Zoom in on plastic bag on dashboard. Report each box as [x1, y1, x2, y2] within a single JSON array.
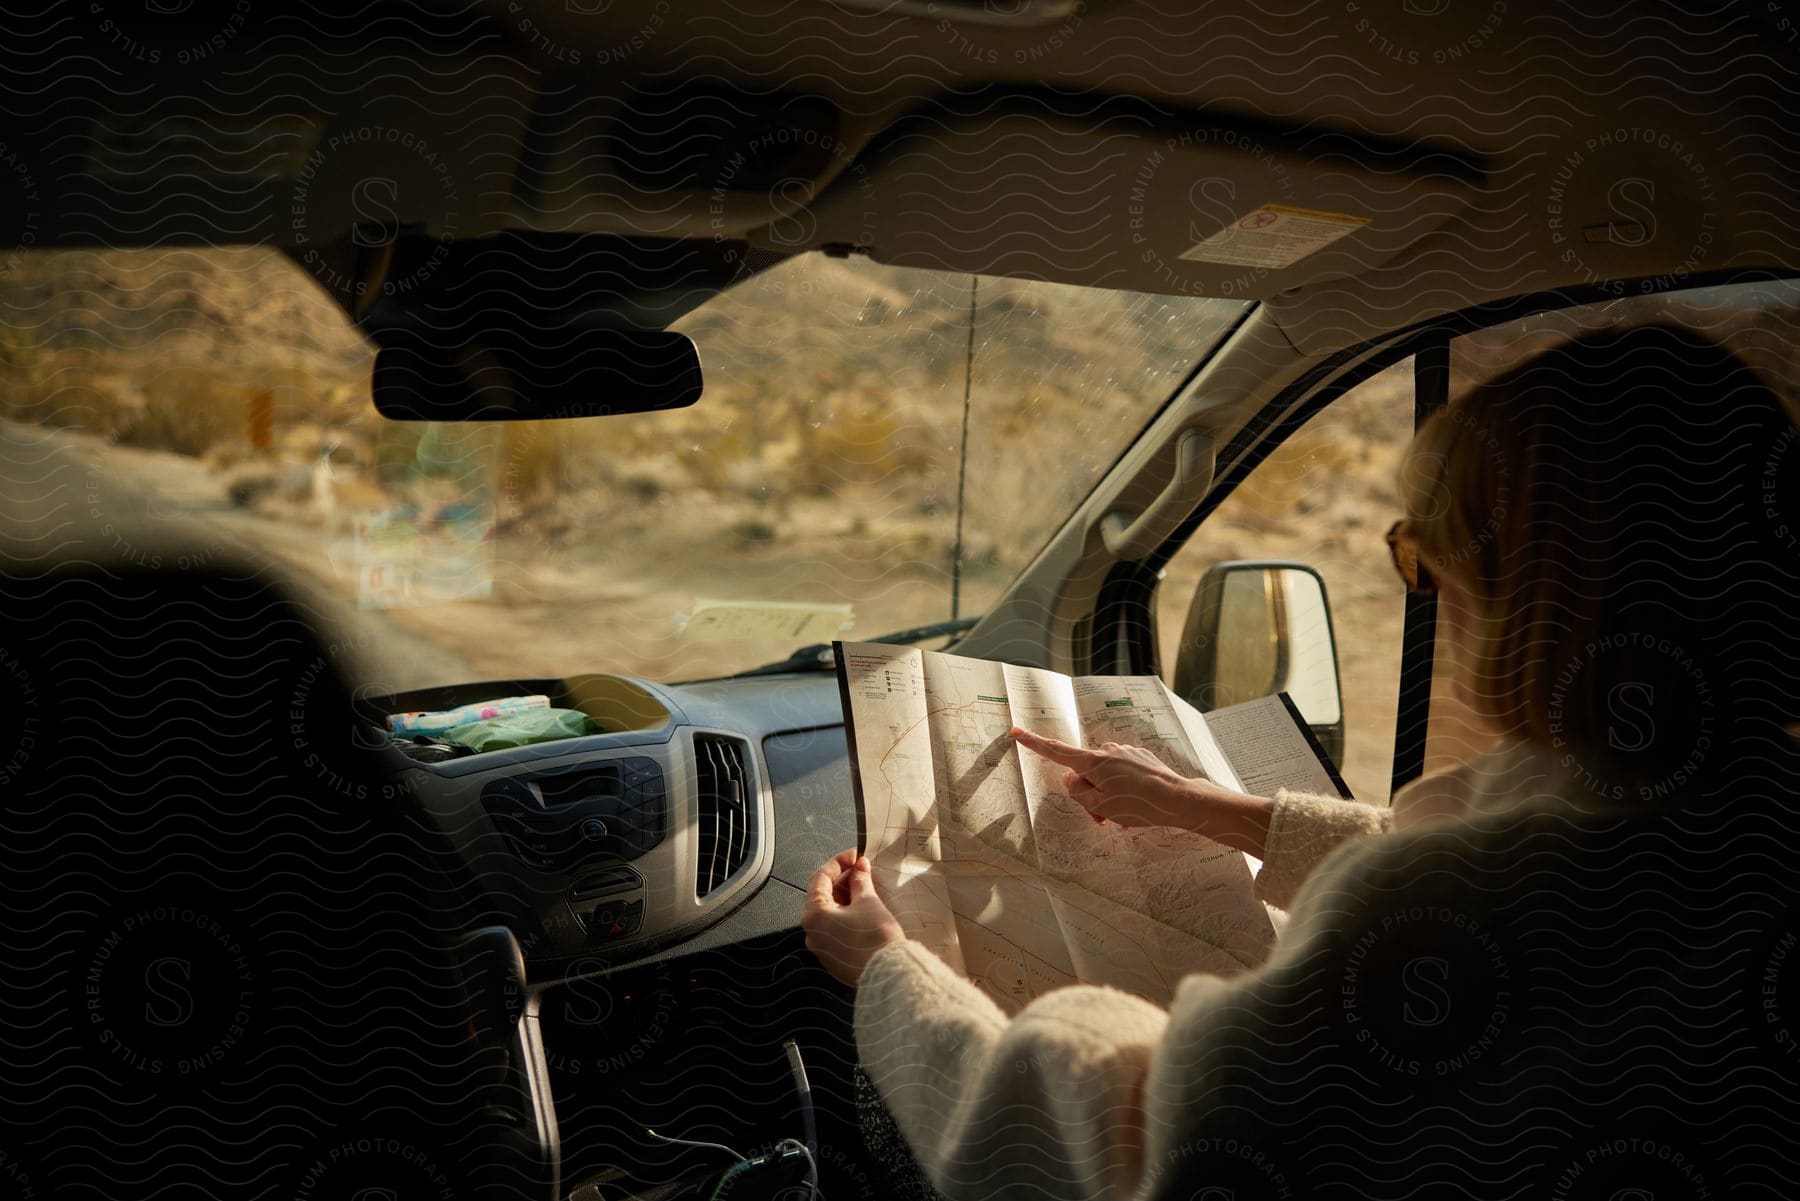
[[442, 706, 601, 752]]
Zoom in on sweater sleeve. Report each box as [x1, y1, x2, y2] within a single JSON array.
[[1251, 788, 1392, 911], [854, 822, 1439, 1201], [855, 940, 1170, 1201]]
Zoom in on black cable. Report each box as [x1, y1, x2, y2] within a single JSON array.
[[783, 1039, 818, 1155]]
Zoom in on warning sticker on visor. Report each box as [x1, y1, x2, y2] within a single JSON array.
[[1178, 203, 1373, 269]]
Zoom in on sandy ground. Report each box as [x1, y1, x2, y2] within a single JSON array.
[[3, 418, 1008, 691]]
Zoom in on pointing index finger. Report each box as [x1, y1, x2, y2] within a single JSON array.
[[1011, 726, 1096, 769]]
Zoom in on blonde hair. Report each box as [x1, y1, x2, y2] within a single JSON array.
[[1396, 324, 1798, 799]]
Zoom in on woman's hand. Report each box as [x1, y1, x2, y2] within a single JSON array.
[[802, 849, 905, 987], [1011, 727, 1200, 827], [1011, 727, 1276, 855]]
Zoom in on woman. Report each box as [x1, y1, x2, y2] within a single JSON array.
[[803, 324, 1800, 1200]]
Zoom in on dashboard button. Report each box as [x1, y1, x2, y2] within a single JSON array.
[[589, 896, 645, 939], [616, 899, 644, 935]]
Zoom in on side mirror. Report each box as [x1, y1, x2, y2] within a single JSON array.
[[1170, 561, 1346, 770]]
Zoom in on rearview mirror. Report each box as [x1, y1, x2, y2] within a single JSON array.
[[1170, 561, 1346, 769], [371, 324, 704, 422]]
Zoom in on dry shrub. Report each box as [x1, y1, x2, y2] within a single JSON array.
[[801, 402, 934, 494], [1226, 427, 1359, 530], [112, 360, 247, 456], [2, 359, 134, 432], [1, 343, 370, 470], [729, 518, 778, 548]]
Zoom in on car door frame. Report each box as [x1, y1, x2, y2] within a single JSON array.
[[1077, 266, 1795, 800]]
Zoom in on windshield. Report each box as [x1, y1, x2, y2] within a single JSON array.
[[1, 248, 1247, 689]]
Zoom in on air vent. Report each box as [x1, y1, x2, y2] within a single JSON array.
[[694, 736, 753, 898]]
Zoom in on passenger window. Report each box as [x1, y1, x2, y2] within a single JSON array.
[[1158, 358, 1415, 804]]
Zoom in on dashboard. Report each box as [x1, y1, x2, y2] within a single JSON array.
[[345, 668, 885, 1197], [360, 669, 857, 983]]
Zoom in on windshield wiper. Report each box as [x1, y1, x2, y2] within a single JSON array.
[[728, 616, 982, 678]]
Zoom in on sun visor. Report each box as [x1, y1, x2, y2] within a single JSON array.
[[514, 79, 891, 240], [793, 95, 1484, 300]]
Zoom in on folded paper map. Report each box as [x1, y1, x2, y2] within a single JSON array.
[[835, 641, 1350, 1012]]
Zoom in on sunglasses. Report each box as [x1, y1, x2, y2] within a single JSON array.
[[1385, 521, 1437, 595]]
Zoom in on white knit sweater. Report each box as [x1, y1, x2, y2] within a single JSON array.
[[853, 740, 1563, 1201]]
